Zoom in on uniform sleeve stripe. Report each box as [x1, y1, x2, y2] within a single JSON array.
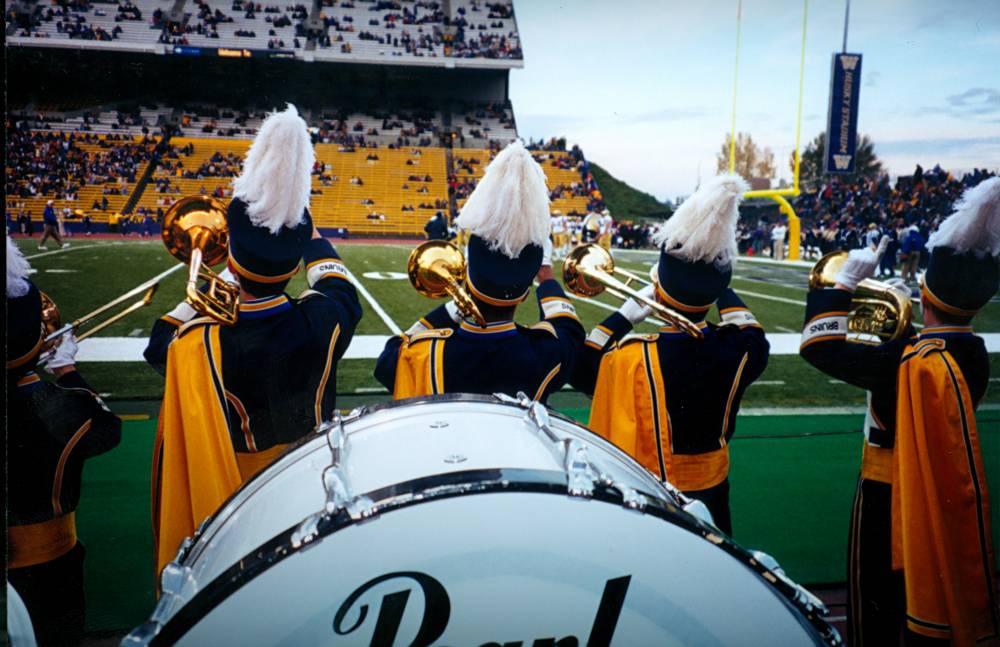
[[801, 314, 848, 347], [799, 333, 847, 350], [586, 326, 612, 349], [806, 310, 849, 325], [307, 260, 349, 287], [721, 309, 760, 328], [542, 299, 578, 320]]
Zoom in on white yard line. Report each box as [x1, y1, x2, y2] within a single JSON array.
[[72, 333, 1000, 361], [344, 266, 402, 335], [753, 380, 787, 386], [25, 244, 95, 260]]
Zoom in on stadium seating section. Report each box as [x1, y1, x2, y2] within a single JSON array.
[[8, 0, 523, 66], [5, 132, 155, 227]]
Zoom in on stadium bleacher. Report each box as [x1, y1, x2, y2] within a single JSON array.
[[7, 0, 523, 67]]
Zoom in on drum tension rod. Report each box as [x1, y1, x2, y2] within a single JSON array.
[[498, 393, 646, 510]]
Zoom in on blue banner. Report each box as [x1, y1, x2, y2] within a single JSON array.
[[824, 52, 863, 174], [171, 45, 202, 56]]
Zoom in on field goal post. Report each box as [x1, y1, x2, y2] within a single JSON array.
[[728, 0, 809, 260]]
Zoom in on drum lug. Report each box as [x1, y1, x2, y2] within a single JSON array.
[[751, 550, 830, 616]]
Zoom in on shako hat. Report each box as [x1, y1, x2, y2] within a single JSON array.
[[922, 177, 1000, 318], [6, 236, 44, 374], [455, 140, 550, 305], [652, 174, 748, 318], [228, 104, 315, 296]]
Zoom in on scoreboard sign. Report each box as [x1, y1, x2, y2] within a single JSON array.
[[824, 52, 863, 174]]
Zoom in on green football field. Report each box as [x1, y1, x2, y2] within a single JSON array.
[[11, 237, 1000, 636]]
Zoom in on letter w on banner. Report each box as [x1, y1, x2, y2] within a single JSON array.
[[824, 53, 863, 175]]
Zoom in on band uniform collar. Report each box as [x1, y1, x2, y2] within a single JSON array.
[[919, 325, 974, 339], [658, 321, 710, 335], [238, 294, 292, 320], [457, 319, 518, 338]]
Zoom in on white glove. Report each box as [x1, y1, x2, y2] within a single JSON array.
[[444, 300, 462, 323], [618, 283, 656, 325], [834, 236, 889, 291], [218, 266, 237, 285], [541, 237, 553, 268], [165, 300, 198, 323], [44, 332, 78, 372]]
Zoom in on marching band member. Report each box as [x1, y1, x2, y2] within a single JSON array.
[[6, 236, 122, 645], [571, 175, 769, 535], [144, 105, 362, 577], [375, 141, 584, 402], [551, 209, 569, 260], [597, 208, 614, 250], [800, 177, 999, 646]]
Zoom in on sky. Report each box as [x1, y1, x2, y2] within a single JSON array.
[[508, 0, 1000, 203]]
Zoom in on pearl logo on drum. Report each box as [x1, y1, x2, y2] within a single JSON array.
[[332, 571, 632, 647]]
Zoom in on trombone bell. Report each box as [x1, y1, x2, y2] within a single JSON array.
[[407, 240, 487, 327], [563, 244, 704, 338], [162, 196, 239, 325], [808, 250, 913, 343]]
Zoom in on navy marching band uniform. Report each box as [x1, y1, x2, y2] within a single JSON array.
[[574, 287, 768, 535], [7, 268, 122, 646], [376, 141, 584, 402], [572, 175, 768, 536], [145, 202, 361, 472], [375, 271, 584, 402], [801, 178, 999, 646]]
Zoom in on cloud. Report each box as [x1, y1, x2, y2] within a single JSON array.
[[915, 87, 1000, 122], [945, 87, 1000, 114]]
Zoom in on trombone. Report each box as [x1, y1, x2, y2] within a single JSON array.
[[809, 250, 913, 344], [407, 240, 487, 327], [161, 196, 240, 325], [562, 244, 705, 339], [38, 264, 183, 357]]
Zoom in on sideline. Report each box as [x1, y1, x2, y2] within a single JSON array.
[[75, 333, 1000, 361], [344, 266, 402, 335]]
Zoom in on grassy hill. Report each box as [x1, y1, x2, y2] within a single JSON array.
[[590, 161, 672, 221]]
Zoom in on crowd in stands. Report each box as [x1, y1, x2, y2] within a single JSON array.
[[736, 165, 998, 278], [4, 120, 162, 200]]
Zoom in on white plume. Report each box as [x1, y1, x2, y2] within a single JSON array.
[[232, 104, 314, 234], [927, 177, 1000, 257], [653, 173, 748, 267], [7, 235, 32, 298], [456, 140, 551, 258]]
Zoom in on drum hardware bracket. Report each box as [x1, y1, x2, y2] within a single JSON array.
[[499, 393, 647, 511], [294, 413, 377, 550], [750, 551, 829, 617]]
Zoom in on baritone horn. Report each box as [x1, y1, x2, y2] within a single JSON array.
[[162, 195, 239, 325], [563, 243, 704, 339], [407, 240, 487, 327], [808, 250, 913, 343]]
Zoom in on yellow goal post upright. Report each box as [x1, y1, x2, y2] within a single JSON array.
[[728, 0, 809, 260]]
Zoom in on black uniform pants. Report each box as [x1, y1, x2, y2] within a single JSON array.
[[7, 541, 87, 646], [684, 478, 732, 536], [847, 477, 905, 646]]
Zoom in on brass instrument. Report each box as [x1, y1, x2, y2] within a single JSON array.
[[808, 250, 913, 343], [562, 244, 704, 339], [407, 240, 487, 327], [38, 277, 163, 356], [162, 196, 239, 325]]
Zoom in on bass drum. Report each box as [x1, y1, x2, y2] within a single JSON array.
[[125, 395, 839, 647]]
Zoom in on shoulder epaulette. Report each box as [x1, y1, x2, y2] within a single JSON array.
[[529, 321, 557, 337], [619, 333, 659, 346], [176, 316, 216, 338], [405, 328, 453, 344]]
